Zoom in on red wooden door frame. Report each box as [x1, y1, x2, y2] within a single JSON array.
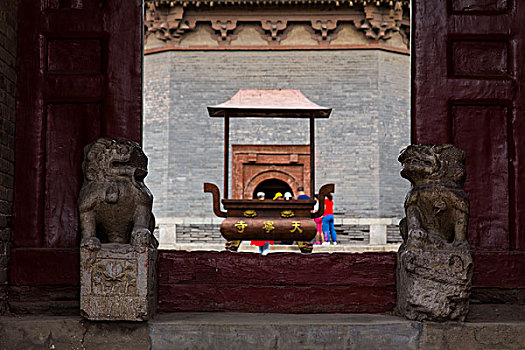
[[10, 0, 143, 299], [410, 0, 525, 298], [412, 0, 525, 251]]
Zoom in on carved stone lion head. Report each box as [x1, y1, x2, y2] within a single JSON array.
[[82, 138, 148, 182], [398, 144, 466, 186]]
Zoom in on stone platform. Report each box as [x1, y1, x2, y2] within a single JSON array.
[[1, 305, 524, 349]]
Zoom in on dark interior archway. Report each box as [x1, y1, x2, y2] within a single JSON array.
[[252, 179, 293, 200]]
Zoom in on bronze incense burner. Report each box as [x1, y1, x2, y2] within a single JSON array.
[[204, 89, 335, 242]]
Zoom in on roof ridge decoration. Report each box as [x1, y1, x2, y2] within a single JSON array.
[[144, 0, 410, 50]]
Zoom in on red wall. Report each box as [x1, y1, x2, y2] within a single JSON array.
[[10, 0, 143, 313], [156, 250, 525, 313], [158, 251, 397, 313]]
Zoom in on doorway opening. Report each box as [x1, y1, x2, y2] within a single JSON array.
[[252, 179, 293, 200], [143, 0, 410, 251]]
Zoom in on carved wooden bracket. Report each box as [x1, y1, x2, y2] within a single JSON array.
[[356, 2, 403, 40], [259, 20, 289, 45], [309, 19, 340, 44], [144, 1, 409, 49], [210, 19, 240, 45], [144, 4, 196, 44]]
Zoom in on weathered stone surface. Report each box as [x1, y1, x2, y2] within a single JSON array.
[[1, 308, 525, 349], [78, 137, 157, 250], [78, 138, 158, 321], [397, 241, 473, 321], [421, 321, 525, 350], [396, 144, 473, 321], [80, 244, 157, 321], [149, 313, 422, 350], [0, 316, 149, 350]]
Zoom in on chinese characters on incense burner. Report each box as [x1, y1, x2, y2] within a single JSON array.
[[205, 183, 334, 253], [223, 216, 316, 242], [396, 144, 473, 322], [78, 138, 158, 321]]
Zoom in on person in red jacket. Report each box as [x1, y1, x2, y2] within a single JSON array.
[[322, 193, 337, 245]]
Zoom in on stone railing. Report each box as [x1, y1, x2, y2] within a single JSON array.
[[153, 216, 402, 250]]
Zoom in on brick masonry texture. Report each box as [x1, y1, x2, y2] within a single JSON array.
[[143, 50, 410, 227], [0, 0, 16, 314], [387, 225, 403, 244]]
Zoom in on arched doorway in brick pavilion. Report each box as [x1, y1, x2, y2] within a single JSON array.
[[252, 179, 293, 200], [231, 144, 311, 200]]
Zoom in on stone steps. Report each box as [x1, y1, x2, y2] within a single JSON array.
[[1, 306, 524, 349]]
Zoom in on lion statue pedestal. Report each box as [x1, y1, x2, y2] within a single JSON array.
[[396, 144, 473, 321], [79, 138, 158, 321]]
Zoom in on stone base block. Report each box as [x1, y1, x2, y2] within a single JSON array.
[[81, 243, 157, 321], [396, 242, 473, 321]]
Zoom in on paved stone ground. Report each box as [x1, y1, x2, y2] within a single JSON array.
[[1, 305, 524, 349]]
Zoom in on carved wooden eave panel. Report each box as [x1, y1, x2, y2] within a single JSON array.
[[259, 19, 289, 44], [144, 0, 410, 52], [209, 19, 240, 44], [308, 19, 341, 44], [145, 5, 198, 44], [358, 1, 403, 40]]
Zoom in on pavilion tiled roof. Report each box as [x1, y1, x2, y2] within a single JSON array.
[[208, 89, 331, 118]]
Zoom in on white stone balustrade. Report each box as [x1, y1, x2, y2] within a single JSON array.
[[153, 217, 402, 252]]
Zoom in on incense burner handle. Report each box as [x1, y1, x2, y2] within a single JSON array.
[[313, 183, 335, 218], [204, 183, 227, 218]]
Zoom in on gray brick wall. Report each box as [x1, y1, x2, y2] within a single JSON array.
[[387, 224, 403, 244], [378, 51, 411, 217], [143, 50, 410, 221], [176, 224, 222, 243], [0, 0, 16, 314], [336, 225, 370, 244]]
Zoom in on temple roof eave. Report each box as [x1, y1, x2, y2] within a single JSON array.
[[208, 89, 332, 118]]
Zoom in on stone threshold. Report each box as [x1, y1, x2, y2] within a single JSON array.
[[1, 305, 524, 349], [158, 242, 401, 252]]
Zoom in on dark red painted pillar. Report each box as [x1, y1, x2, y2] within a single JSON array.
[[11, 0, 143, 311]]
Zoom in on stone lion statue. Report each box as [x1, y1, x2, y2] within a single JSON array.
[[396, 144, 473, 321], [78, 138, 157, 250], [398, 144, 469, 246]]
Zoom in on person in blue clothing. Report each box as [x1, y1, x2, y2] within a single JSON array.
[[296, 186, 310, 200]]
